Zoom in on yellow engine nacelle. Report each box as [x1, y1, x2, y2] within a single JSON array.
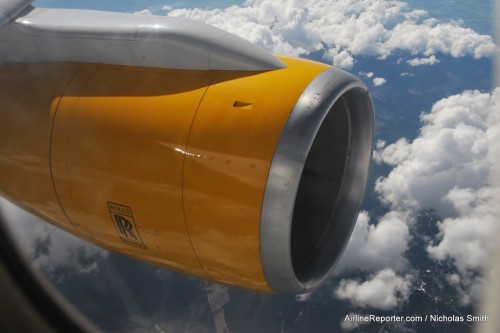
[[0, 56, 373, 294]]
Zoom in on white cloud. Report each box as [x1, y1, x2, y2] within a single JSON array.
[[447, 272, 488, 306], [162, 5, 172, 13], [374, 88, 500, 304], [165, 0, 496, 65], [373, 77, 387, 86], [133, 8, 153, 15], [335, 268, 414, 310], [329, 49, 355, 69], [335, 211, 410, 273], [407, 55, 440, 66], [0, 198, 108, 280], [373, 138, 410, 165], [386, 18, 496, 59], [375, 89, 498, 216], [427, 187, 497, 272], [359, 71, 375, 78]]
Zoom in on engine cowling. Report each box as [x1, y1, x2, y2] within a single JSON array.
[[0, 55, 373, 294]]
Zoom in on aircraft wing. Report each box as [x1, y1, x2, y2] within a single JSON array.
[[0, 0, 285, 71]]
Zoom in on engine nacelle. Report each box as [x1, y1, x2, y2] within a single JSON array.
[[0, 56, 373, 294]]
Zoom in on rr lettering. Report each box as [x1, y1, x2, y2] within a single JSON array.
[[114, 215, 137, 240]]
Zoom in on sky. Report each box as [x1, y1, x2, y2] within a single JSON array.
[[2, 0, 499, 332]]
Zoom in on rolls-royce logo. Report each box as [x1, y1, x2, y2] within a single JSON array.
[[107, 202, 146, 250]]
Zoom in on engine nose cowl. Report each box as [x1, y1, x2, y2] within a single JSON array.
[[261, 67, 374, 294]]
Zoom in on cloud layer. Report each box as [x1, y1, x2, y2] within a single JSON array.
[[375, 89, 498, 220], [160, 0, 496, 68], [373, 88, 500, 304]]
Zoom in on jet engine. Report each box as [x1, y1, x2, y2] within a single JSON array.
[[0, 0, 374, 294]]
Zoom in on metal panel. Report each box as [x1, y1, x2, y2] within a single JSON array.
[[0, 7, 285, 71], [50, 65, 212, 277]]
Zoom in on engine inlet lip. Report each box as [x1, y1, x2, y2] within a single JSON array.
[[260, 67, 374, 294]]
